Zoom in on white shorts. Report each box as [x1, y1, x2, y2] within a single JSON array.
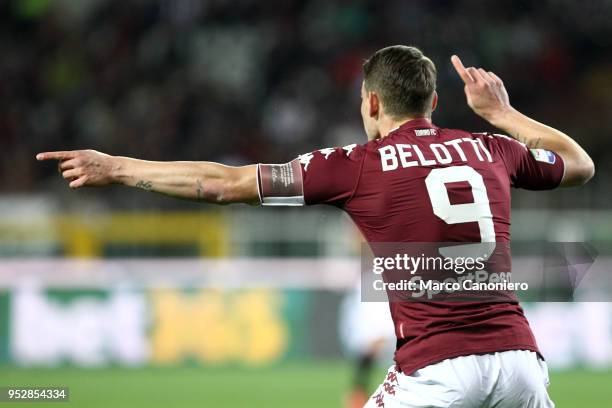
[[365, 350, 554, 408]]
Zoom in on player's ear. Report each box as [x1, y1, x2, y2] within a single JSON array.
[[369, 91, 380, 118], [431, 91, 438, 113]]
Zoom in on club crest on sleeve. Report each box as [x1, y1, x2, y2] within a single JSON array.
[[530, 148, 556, 164]]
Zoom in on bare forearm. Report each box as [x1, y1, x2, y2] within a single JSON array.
[[490, 107, 580, 152], [489, 108, 594, 186], [36, 149, 259, 202], [112, 156, 258, 204]]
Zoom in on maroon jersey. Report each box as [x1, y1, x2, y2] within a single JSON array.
[[257, 118, 564, 374]]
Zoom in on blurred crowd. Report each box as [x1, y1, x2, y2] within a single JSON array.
[[1, 0, 611, 207]]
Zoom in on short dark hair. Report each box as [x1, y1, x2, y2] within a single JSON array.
[[363, 45, 437, 119]]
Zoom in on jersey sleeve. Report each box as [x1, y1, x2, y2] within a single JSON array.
[[490, 134, 565, 190], [257, 144, 365, 206]]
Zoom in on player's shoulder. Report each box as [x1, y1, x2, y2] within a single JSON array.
[[435, 126, 474, 138], [297, 142, 366, 172], [481, 132, 528, 153], [441, 127, 527, 150], [436, 126, 502, 142]]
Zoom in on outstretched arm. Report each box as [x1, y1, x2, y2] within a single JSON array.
[[36, 150, 259, 205], [451, 55, 594, 187]]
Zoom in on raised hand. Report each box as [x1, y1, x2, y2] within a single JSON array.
[[36, 150, 116, 189], [451, 55, 512, 123]]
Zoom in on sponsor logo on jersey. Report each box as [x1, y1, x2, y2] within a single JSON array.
[[319, 148, 335, 159], [297, 152, 314, 170], [343, 143, 357, 156], [530, 149, 556, 164], [297, 144, 358, 172]]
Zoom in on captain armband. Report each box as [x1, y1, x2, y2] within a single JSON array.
[[257, 159, 305, 206]]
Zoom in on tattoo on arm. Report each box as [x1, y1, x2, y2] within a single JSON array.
[[196, 179, 204, 201], [135, 180, 153, 191], [528, 137, 542, 149], [513, 132, 526, 144], [512, 132, 542, 149]]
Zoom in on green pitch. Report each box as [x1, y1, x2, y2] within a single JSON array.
[[1, 362, 611, 407]]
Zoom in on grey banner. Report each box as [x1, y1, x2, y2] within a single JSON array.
[[361, 242, 601, 302]]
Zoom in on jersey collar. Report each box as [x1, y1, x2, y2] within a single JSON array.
[[393, 118, 436, 133]]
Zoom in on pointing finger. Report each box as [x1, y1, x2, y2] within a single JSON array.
[[451, 55, 474, 84], [36, 151, 77, 161]]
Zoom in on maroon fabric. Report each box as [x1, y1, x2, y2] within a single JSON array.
[[296, 118, 564, 374]]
